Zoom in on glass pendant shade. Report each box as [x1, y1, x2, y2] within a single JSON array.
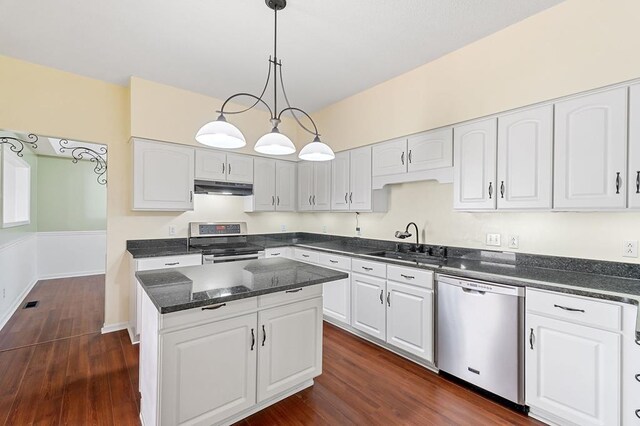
[[254, 127, 296, 155], [298, 136, 335, 161], [195, 115, 246, 148]]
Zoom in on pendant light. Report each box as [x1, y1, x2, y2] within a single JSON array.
[[195, 0, 335, 161]]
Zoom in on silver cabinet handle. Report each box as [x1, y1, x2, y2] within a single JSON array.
[[228, 163, 231, 174], [400, 274, 415, 280], [272, 195, 275, 205], [636, 171, 640, 194], [270, 252, 280, 256], [262, 325, 266, 346], [401, 151, 405, 165], [202, 303, 226, 311], [222, 163, 225, 174], [529, 328, 535, 350], [313, 195, 316, 205], [379, 289, 384, 304], [500, 181, 505, 198], [164, 262, 179, 266], [285, 288, 302, 293], [488, 182, 493, 199], [615, 172, 621, 194], [309, 195, 312, 205], [554, 304, 585, 313], [386, 292, 390, 307], [250, 328, 255, 351], [362, 266, 373, 271], [408, 149, 412, 164], [302, 254, 309, 258], [636, 409, 640, 420], [635, 374, 640, 382], [329, 259, 338, 263], [349, 192, 353, 203], [277, 196, 280, 206], [190, 190, 193, 202], [344, 193, 348, 203]]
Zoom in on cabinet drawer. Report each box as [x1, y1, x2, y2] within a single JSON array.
[[294, 248, 319, 263], [160, 297, 257, 331], [351, 259, 386, 278], [526, 289, 622, 331], [258, 284, 322, 308], [387, 265, 433, 289], [318, 252, 351, 271], [265, 247, 292, 258], [136, 254, 202, 271]]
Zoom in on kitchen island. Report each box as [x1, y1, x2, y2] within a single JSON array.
[[136, 258, 348, 426]]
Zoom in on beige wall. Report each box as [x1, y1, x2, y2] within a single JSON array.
[[299, 0, 640, 264]]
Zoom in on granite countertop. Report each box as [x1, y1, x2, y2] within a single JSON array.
[[295, 241, 383, 255], [136, 258, 348, 314]]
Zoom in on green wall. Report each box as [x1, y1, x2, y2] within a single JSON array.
[[36, 156, 106, 231]]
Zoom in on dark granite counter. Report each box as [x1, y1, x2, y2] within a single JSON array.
[[127, 238, 201, 258], [136, 258, 348, 314]]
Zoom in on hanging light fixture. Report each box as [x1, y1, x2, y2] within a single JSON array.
[[195, 0, 335, 161]]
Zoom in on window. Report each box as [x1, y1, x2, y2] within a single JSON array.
[[2, 147, 31, 228]]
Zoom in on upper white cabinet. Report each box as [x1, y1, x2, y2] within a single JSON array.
[[330, 146, 382, 212], [372, 129, 452, 177], [330, 151, 350, 211], [497, 105, 553, 210], [247, 158, 295, 212], [554, 88, 628, 210], [629, 84, 640, 208], [349, 146, 373, 211], [453, 118, 497, 210], [297, 161, 331, 211], [195, 150, 253, 183], [132, 139, 195, 211]]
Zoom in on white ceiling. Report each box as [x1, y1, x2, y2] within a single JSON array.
[[0, 0, 562, 112]]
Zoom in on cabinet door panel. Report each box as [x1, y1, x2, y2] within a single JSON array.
[[351, 273, 386, 340], [226, 153, 253, 183], [314, 162, 332, 211], [133, 139, 194, 211], [526, 314, 620, 426], [407, 128, 453, 172], [195, 149, 226, 181], [349, 146, 372, 211], [629, 84, 640, 208], [373, 139, 407, 176], [297, 161, 314, 211], [323, 277, 350, 324], [331, 152, 350, 211], [275, 161, 296, 211], [554, 88, 627, 209], [497, 105, 553, 209], [453, 119, 497, 210], [161, 314, 257, 426], [253, 158, 276, 211], [386, 281, 433, 362], [257, 297, 322, 402]]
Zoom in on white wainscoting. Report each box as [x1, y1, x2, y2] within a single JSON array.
[[0, 234, 39, 330], [37, 231, 106, 279]]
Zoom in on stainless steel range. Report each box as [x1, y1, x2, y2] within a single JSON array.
[[188, 222, 264, 264]]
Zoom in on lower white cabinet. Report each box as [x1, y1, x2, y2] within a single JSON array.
[[323, 277, 350, 324], [264, 247, 293, 259], [385, 281, 434, 362], [526, 290, 622, 426], [351, 273, 386, 340], [257, 297, 323, 402], [161, 314, 257, 426]]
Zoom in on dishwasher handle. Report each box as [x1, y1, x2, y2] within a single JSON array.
[[462, 287, 486, 295], [437, 275, 524, 297]]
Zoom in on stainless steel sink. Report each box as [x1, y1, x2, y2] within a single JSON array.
[[366, 250, 445, 266]]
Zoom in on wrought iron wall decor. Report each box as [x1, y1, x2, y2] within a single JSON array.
[[0, 133, 38, 156], [58, 139, 108, 185]]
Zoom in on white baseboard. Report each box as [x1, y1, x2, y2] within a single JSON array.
[[101, 321, 129, 334], [38, 269, 106, 280], [37, 231, 106, 279], [127, 326, 140, 345], [0, 277, 38, 331]]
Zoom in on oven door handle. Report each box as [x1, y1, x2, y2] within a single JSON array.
[[205, 252, 265, 262]]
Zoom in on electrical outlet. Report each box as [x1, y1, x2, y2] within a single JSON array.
[[322, 225, 327, 234], [168, 225, 176, 236], [508, 235, 519, 249], [623, 240, 638, 258], [356, 227, 361, 236], [280, 224, 287, 232], [485, 233, 501, 247]]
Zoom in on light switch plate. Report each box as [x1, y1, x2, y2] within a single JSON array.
[[168, 225, 176, 236], [508, 235, 519, 249], [623, 240, 638, 258], [486, 233, 501, 247], [280, 224, 287, 232]]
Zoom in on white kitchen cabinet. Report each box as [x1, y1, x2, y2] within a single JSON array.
[[323, 277, 350, 324], [257, 297, 323, 402], [373, 138, 407, 176], [264, 247, 293, 259], [247, 158, 295, 212], [226, 154, 254, 183], [554, 88, 628, 210], [407, 128, 453, 172], [526, 313, 620, 426], [385, 281, 434, 362], [497, 105, 553, 210], [330, 151, 350, 211], [298, 161, 331, 211], [351, 273, 386, 340], [195, 150, 253, 184], [349, 146, 373, 211], [161, 313, 257, 426], [453, 118, 497, 210], [629, 84, 640, 208], [132, 139, 195, 211]]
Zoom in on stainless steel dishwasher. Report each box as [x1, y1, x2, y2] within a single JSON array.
[[436, 275, 525, 405]]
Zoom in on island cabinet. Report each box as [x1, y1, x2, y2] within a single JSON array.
[[139, 286, 323, 426]]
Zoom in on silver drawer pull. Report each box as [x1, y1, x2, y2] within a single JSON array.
[[302, 254, 310, 258], [635, 374, 640, 382], [286, 288, 302, 293], [202, 303, 226, 311], [164, 262, 179, 266], [553, 304, 585, 313], [400, 274, 415, 280], [362, 266, 373, 271], [271, 252, 281, 256], [636, 409, 640, 419], [329, 260, 338, 263]]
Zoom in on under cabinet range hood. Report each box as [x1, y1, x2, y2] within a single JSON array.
[[193, 180, 253, 196]]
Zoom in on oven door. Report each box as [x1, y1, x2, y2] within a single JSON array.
[[203, 251, 265, 264]]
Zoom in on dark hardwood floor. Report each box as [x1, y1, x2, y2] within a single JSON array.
[[0, 276, 540, 426]]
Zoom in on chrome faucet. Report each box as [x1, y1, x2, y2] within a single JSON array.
[[395, 222, 419, 247]]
